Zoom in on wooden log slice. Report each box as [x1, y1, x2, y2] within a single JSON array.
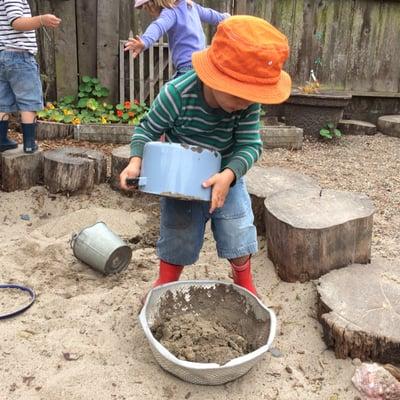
[[73, 124, 132, 144], [317, 260, 400, 363], [264, 188, 375, 282], [110, 145, 130, 190], [246, 166, 320, 234], [36, 121, 73, 140], [43, 147, 106, 194], [260, 126, 303, 150], [0, 145, 43, 192], [377, 115, 400, 138], [337, 119, 377, 136]]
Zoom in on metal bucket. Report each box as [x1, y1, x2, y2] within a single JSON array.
[[71, 221, 132, 275]]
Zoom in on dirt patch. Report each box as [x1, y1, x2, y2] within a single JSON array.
[[151, 284, 270, 365]]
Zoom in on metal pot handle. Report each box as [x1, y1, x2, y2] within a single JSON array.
[[69, 233, 77, 249], [126, 177, 147, 188]]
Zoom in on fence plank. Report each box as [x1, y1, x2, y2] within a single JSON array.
[[76, 0, 97, 79], [159, 38, 164, 91], [53, 0, 78, 99], [97, 0, 120, 103], [29, 0, 57, 101], [139, 52, 145, 103], [149, 46, 154, 103], [370, 2, 400, 92], [119, 41, 125, 104], [129, 50, 134, 102]]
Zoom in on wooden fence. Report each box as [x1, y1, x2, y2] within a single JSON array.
[[119, 36, 173, 105], [29, 0, 400, 104]]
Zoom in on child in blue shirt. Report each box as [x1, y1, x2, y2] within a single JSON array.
[[126, 0, 229, 77]]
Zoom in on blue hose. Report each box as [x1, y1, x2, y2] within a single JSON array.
[[0, 284, 35, 320]]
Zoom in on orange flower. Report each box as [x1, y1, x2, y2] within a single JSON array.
[[128, 111, 135, 118], [124, 101, 131, 109], [117, 110, 123, 118]]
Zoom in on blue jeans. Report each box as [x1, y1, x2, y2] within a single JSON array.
[[171, 64, 193, 80], [157, 178, 258, 265], [0, 51, 43, 112]]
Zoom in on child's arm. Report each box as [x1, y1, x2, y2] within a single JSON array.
[[192, 2, 230, 25], [130, 82, 181, 158], [125, 9, 176, 56], [203, 103, 262, 213], [120, 82, 181, 190], [225, 103, 263, 180], [11, 14, 61, 31]]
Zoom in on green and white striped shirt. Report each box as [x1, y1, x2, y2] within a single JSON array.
[[131, 70, 262, 180]]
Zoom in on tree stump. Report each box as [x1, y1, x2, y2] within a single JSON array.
[[74, 124, 133, 144], [110, 145, 130, 190], [317, 260, 400, 363], [377, 115, 400, 138], [260, 126, 303, 150], [338, 119, 377, 136], [246, 166, 320, 234], [265, 188, 375, 282], [36, 121, 73, 140], [0, 145, 43, 192], [43, 147, 106, 194]]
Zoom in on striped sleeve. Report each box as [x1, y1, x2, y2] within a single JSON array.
[[130, 82, 182, 157], [4, 0, 24, 24], [224, 103, 262, 180]]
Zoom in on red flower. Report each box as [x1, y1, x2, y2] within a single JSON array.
[[124, 101, 131, 109], [134, 99, 140, 105], [117, 110, 123, 117]]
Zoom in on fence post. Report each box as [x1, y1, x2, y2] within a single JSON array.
[[234, 0, 246, 14]]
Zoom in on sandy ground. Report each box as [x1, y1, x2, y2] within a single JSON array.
[[0, 133, 399, 400]]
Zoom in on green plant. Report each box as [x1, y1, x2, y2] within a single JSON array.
[[319, 122, 342, 139], [114, 100, 149, 125], [37, 76, 148, 125]]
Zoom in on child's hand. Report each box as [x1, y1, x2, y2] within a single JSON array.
[[124, 36, 145, 58], [119, 157, 142, 190], [202, 169, 236, 214], [41, 14, 61, 28]]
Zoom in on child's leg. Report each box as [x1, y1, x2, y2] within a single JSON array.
[[153, 259, 184, 287], [229, 256, 258, 296], [154, 197, 209, 285], [7, 52, 43, 153], [0, 114, 17, 152], [20, 111, 38, 153], [0, 51, 18, 151], [211, 177, 259, 295]]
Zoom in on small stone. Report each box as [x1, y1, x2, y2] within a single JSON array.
[[286, 366, 293, 374], [269, 347, 283, 358], [352, 358, 362, 367]]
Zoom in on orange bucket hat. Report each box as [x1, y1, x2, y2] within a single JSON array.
[[192, 15, 292, 104]]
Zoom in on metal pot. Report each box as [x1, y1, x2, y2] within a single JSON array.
[[127, 142, 221, 201]]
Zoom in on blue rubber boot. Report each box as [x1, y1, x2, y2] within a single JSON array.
[[21, 123, 38, 153], [0, 120, 18, 152]]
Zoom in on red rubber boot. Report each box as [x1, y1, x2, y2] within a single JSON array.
[[230, 257, 258, 296], [153, 259, 184, 287]]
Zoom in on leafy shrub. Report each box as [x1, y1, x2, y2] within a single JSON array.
[[320, 122, 342, 139], [37, 76, 148, 125]]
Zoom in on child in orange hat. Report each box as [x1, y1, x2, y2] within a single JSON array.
[[120, 16, 291, 297]]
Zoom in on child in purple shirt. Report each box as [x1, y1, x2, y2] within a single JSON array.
[[126, 0, 229, 76]]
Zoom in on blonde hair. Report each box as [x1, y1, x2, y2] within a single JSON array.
[[149, 0, 175, 8]]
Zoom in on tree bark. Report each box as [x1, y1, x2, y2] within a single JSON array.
[[43, 147, 106, 194]]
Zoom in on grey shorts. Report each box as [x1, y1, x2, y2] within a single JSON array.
[[0, 50, 43, 112]]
